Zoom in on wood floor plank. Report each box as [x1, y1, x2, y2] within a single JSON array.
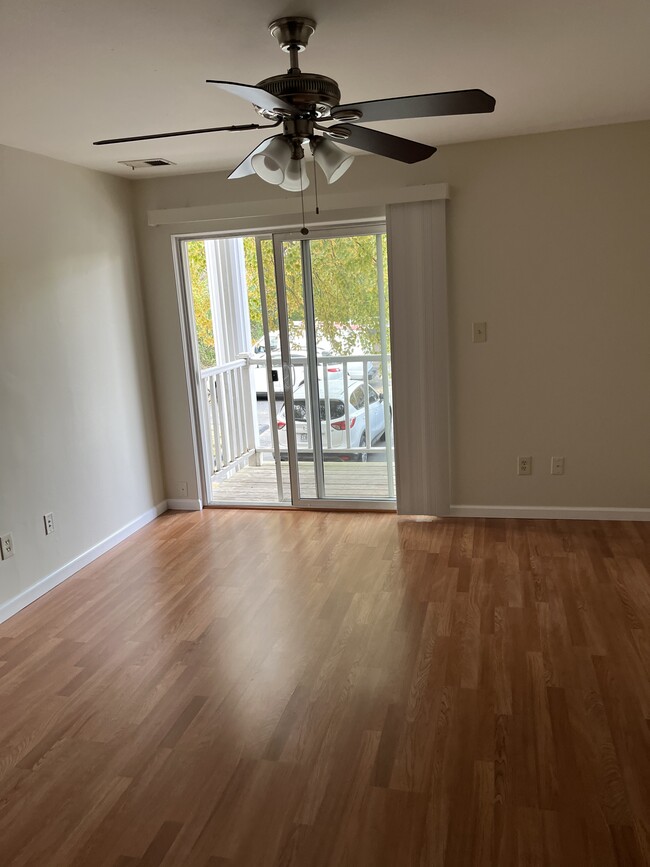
[[0, 511, 649, 865]]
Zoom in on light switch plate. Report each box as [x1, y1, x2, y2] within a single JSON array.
[[551, 456, 565, 475], [472, 321, 487, 343]]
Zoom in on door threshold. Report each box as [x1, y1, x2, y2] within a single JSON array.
[[206, 502, 397, 513]]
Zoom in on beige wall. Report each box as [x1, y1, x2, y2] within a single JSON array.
[[0, 144, 163, 613], [133, 120, 650, 511]]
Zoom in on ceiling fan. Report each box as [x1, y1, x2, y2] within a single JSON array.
[[94, 16, 495, 191]]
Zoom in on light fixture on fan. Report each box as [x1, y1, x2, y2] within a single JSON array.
[[250, 136, 292, 184], [246, 136, 312, 190], [247, 134, 352, 190], [311, 138, 354, 184], [279, 153, 310, 191]]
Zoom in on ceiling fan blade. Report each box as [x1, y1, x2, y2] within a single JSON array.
[[93, 121, 278, 146], [227, 135, 281, 180], [207, 80, 295, 115], [333, 89, 496, 123], [328, 125, 436, 164]]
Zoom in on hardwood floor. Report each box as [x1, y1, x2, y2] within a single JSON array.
[[1, 510, 649, 866]]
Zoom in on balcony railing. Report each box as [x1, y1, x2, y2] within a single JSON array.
[[200, 358, 256, 480], [200, 353, 393, 491]]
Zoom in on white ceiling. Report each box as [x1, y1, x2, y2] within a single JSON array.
[[2, 0, 649, 177]]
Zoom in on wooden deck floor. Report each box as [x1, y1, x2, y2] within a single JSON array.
[[1, 511, 649, 865], [212, 460, 396, 504]]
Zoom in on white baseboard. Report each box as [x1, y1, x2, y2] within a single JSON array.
[[0, 500, 168, 625], [449, 505, 650, 521], [167, 498, 203, 511]]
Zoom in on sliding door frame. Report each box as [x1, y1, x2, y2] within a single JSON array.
[[171, 215, 408, 512]]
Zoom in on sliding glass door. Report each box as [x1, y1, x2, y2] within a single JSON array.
[[180, 223, 394, 509]]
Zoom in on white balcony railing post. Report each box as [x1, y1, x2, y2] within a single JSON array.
[[239, 353, 262, 466], [322, 361, 332, 450], [363, 360, 371, 452]]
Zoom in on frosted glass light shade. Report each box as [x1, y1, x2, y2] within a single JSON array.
[[279, 158, 310, 192], [312, 138, 355, 184], [251, 137, 292, 185]]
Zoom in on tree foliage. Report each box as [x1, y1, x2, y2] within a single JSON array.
[[188, 232, 390, 366], [242, 234, 389, 354], [186, 240, 216, 369]]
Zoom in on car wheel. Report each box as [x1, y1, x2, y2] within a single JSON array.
[[358, 433, 368, 462]]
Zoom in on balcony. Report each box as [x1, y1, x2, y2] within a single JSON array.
[[200, 353, 395, 505]]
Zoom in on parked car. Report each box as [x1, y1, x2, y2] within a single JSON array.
[[276, 375, 390, 461]]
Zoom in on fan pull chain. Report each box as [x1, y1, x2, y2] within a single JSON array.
[[299, 159, 309, 235], [312, 154, 320, 215]]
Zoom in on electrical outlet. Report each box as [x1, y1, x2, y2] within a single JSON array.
[[44, 512, 55, 535], [178, 481, 188, 498], [472, 321, 487, 343], [0, 533, 15, 560], [551, 456, 565, 475], [517, 456, 532, 476]]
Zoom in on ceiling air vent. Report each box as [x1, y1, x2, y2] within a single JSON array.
[[118, 158, 176, 169]]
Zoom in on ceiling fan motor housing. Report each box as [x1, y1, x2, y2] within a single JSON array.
[[255, 72, 341, 118]]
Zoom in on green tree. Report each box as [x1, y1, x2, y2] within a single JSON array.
[[188, 233, 390, 366], [242, 234, 389, 355], [186, 240, 216, 369]]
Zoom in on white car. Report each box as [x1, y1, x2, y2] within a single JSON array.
[[276, 376, 389, 461]]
